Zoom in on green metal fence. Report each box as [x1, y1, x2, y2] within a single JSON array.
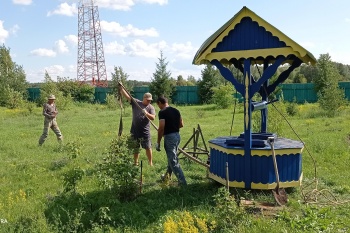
[[27, 87, 41, 101], [132, 86, 150, 101], [340, 82, 350, 100], [131, 86, 199, 104], [280, 83, 318, 103], [94, 87, 112, 103], [27, 82, 350, 104]]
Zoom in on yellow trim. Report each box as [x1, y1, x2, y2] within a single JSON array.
[[205, 48, 304, 64], [251, 173, 303, 189], [208, 172, 245, 188], [208, 172, 303, 189], [209, 143, 244, 155], [251, 147, 304, 156], [194, 6, 316, 66], [209, 143, 303, 156]]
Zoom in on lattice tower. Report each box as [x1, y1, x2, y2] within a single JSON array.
[[77, 0, 108, 87]]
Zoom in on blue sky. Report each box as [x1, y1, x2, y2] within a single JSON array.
[[1, 0, 350, 83]]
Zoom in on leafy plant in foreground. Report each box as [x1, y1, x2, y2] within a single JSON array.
[[212, 187, 249, 232], [96, 134, 140, 202]]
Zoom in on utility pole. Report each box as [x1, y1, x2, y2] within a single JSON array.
[[77, 0, 108, 87]]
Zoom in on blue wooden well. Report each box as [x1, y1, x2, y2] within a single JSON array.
[[192, 6, 316, 190]]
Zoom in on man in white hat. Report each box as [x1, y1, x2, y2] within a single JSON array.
[[38, 94, 63, 146]]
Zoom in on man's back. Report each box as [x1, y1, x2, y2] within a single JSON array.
[[159, 106, 181, 135]]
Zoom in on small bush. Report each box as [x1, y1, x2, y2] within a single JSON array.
[[0, 85, 24, 109], [96, 134, 140, 202], [105, 94, 119, 109], [212, 187, 249, 231], [62, 167, 85, 193], [318, 87, 346, 117], [286, 101, 299, 116], [211, 84, 235, 109], [24, 101, 36, 114], [252, 101, 286, 136]]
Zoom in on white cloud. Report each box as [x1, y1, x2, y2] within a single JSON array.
[[171, 66, 203, 80], [30, 36, 74, 59], [346, 18, 350, 23], [10, 24, 20, 36], [95, 0, 135, 11], [12, 0, 32, 5], [44, 65, 66, 80], [328, 51, 350, 65], [55, 40, 69, 53], [300, 41, 316, 50], [64, 35, 78, 46], [0, 21, 9, 43], [140, 0, 168, 5], [30, 48, 56, 57], [27, 64, 76, 83], [105, 39, 190, 59], [26, 69, 45, 83], [170, 41, 197, 60], [95, 0, 168, 11], [125, 39, 166, 58], [67, 65, 76, 74], [127, 68, 153, 81], [100, 21, 158, 37], [47, 3, 78, 17], [104, 41, 126, 55], [26, 65, 66, 83]]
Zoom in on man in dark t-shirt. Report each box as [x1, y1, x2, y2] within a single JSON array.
[[119, 84, 156, 166], [156, 96, 186, 185]]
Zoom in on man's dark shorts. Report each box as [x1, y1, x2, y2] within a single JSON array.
[[131, 135, 152, 153]]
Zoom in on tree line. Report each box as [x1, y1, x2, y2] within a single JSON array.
[[1, 44, 348, 114]]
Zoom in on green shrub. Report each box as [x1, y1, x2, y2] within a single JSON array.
[[96, 135, 140, 202], [74, 84, 95, 102], [318, 86, 346, 117], [63, 167, 85, 193], [252, 101, 286, 136], [211, 84, 235, 109], [286, 101, 299, 116], [105, 94, 119, 109], [0, 85, 24, 109], [212, 187, 249, 231]]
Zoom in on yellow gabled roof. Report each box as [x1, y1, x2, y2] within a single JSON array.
[[193, 6, 316, 66]]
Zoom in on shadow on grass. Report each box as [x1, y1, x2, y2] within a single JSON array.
[[44, 181, 221, 231]]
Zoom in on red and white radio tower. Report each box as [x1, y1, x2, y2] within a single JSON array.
[[77, 0, 108, 87]]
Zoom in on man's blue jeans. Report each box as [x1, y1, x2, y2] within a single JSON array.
[[164, 132, 187, 185]]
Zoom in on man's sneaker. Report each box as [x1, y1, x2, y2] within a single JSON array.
[[161, 173, 171, 182]]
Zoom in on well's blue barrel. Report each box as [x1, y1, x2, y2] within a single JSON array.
[[208, 136, 303, 189]]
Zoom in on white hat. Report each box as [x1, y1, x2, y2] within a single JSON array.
[[48, 94, 56, 100], [143, 92, 152, 100]]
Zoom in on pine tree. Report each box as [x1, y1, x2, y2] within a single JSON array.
[[111, 66, 130, 96], [197, 64, 222, 104], [315, 53, 345, 115], [149, 51, 175, 102]]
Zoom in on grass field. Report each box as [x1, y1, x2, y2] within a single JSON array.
[[1, 102, 350, 232]]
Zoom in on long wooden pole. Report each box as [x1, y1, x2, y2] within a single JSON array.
[[118, 82, 158, 130], [119, 82, 209, 169]]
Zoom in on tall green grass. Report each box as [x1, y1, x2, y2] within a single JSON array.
[[0, 102, 350, 232]]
